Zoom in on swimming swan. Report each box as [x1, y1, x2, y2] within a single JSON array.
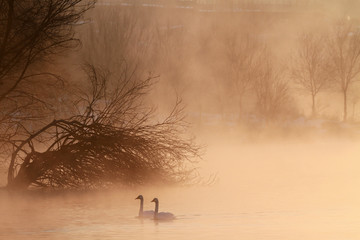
[[135, 195, 154, 218], [151, 198, 175, 220]]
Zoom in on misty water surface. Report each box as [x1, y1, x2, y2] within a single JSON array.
[[1, 139, 360, 240]]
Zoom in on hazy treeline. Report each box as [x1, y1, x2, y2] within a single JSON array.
[[100, 0, 360, 12], [79, 3, 360, 126]]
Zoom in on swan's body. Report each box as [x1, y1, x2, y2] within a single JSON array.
[[151, 198, 175, 220], [135, 195, 154, 218]]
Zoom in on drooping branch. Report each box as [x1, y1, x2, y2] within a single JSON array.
[[7, 65, 200, 190]]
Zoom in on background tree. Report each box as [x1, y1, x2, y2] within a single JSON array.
[[327, 20, 360, 121], [291, 33, 329, 117], [254, 51, 292, 122], [153, 21, 187, 94], [224, 33, 260, 119], [80, 5, 152, 76]]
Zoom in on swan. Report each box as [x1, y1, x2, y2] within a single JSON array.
[[135, 195, 154, 218], [151, 198, 175, 220]]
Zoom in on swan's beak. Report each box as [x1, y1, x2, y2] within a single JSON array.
[[135, 196, 140, 200], [151, 198, 156, 202]]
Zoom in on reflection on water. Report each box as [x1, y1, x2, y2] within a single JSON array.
[[1, 140, 360, 240]]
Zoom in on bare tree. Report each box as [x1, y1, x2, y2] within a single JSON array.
[[291, 33, 329, 117], [0, 0, 94, 152], [153, 21, 187, 94], [327, 20, 360, 121], [80, 6, 152, 75], [6, 64, 200, 190], [224, 33, 260, 118], [254, 51, 292, 121]]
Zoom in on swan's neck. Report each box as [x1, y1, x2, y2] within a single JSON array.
[[154, 201, 159, 216], [139, 199, 144, 216]]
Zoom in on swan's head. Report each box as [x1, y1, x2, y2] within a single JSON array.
[[135, 195, 143, 200], [151, 198, 159, 203]]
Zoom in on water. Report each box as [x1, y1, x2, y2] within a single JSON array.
[[1, 189, 359, 240], [1, 139, 360, 239]]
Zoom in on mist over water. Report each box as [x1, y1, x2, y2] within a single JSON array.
[[1, 136, 360, 239], [2, 0, 360, 239]]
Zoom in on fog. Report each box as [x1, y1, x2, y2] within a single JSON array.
[[1, 0, 360, 239], [76, 0, 360, 122], [1, 137, 360, 239]]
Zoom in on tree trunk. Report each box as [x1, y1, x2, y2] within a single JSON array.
[[352, 101, 356, 121], [238, 92, 244, 124], [239, 98, 242, 121], [7, 165, 33, 190], [311, 94, 316, 118], [343, 90, 348, 122], [7, 154, 48, 190]]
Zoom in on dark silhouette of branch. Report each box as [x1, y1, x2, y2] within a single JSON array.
[[7, 65, 200, 190], [0, 0, 95, 159]]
